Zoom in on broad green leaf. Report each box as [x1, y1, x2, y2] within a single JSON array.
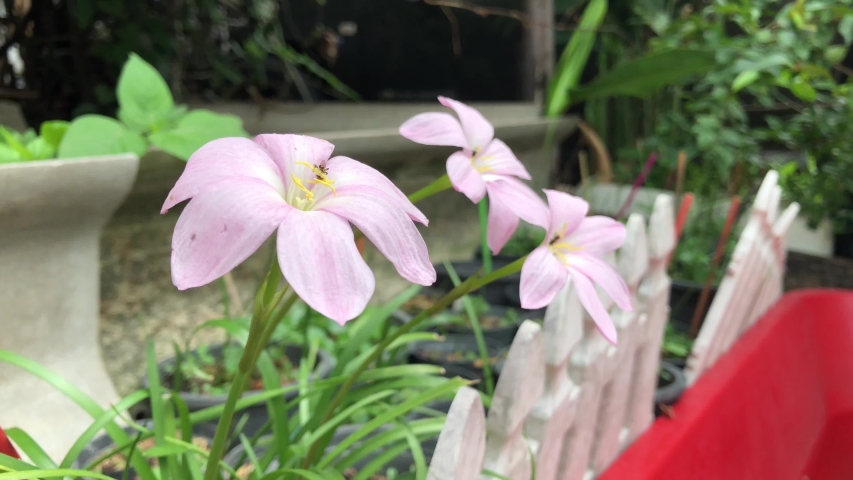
[[840, 15, 853, 44], [148, 110, 247, 161], [58, 115, 147, 158], [39, 121, 70, 149], [789, 76, 817, 101], [570, 49, 717, 105], [732, 70, 760, 92], [25, 138, 55, 160], [0, 126, 30, 160], [0, 144, 21, 163], [117, 53, 174, 132], [825, 45, 848, 65], [546, 0, 608, 116]]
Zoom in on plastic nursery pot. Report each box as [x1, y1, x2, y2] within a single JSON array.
[[433, 261, 519, 307], [408, 334, 507, 390], [224, 424, 436, 478], [141, 343, 334, 440], [395, 305, 521, 347], [669, 280, 718, 333], [72, 422, 216, 479], [654, 360, 687, 417]]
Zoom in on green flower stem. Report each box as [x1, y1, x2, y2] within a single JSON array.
[[407, 174, 452, 203], [202, 276, 295, 480], [478, 199, 492, 274], [301, 255, 527, 467]]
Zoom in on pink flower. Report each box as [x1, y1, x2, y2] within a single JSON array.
[[163, 134, 436, 324], [519, 190, 632, 344], [399, 97, 548, 253]]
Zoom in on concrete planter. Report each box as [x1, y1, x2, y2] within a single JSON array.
[[580, 183, 834, 257], [0, 154, 139, 460]]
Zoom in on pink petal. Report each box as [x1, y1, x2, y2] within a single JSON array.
[[398, 112, 468, 148], [438, 96, 494, 151], [477, 139, 530, 179], [568, 255, 633, 312], [316, 186, 436, 286], [519, 246, 569, 310], [484, 176, 549, 229], [326, 156, 428, 225], [486, 189, 519, 254], [171, 177, 291, 289], [568, 216, 627, 255], [254, 134, 335, 193], [277, 210, 374, 325], [447, 151, 487, 203], [569, 269, 618, 344], [162, 137, 284, 213], [544, 189, 589, 239]]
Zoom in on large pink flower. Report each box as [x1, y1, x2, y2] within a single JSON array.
[[399, 97, 548, 253], [519, 190, 632, 344], [163, 134, 436, 324]]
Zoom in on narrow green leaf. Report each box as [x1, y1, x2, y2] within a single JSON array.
[[2, 429, 55, 470], [0, 127, 30, 160], [350, 441, 411, 480], [257, 349, 290, 468], [481, 469, 513, 480], [333, 419, 444, 470], [570, 49, 717, 105], [58, 115, 146, 158], [149, 110, 248, 161], [301, 391, 396, 447], [0, 469, 117, 480], [400, 426, 427, 480], [546, 0, 608, 116], [0, 452, 39, 473], [260, 469, 328, 480], [142, 444, 191, 458]]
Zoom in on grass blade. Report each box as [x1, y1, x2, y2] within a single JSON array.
[[2, 429, 55, 470]]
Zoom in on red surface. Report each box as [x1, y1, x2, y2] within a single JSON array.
[[600, 290, 853, 480], [0, 426, 19, 459]]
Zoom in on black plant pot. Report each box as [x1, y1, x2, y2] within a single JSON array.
[[434, 261, 519, 307], [224, 424, 434, 476], [502, 285, 549, 319], [408, 334, 507, 391], [140, 343, 334, 440], [394, 305, 521, 346], [669, 280, 718, 333], [72, 422, 216, 479], [835, 232, 853, 259], [473, 246, 523, 265], [654, 360, 687, 417]]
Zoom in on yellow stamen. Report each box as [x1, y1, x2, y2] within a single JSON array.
[[550, 241, 584, 252], [296, 161, 337, 195], [291, 174, 314, 201], [308, 178, 337, 195], [553, 250, 569, 265]]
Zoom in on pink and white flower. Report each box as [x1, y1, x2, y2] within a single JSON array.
[[399, 97, 548, 253], [519, 190, 632, 344], [163, 134, 436, 324]]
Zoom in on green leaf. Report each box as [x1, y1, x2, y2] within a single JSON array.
[[116, 53, 174, 132], [790, 76, 817, 101], [0, 468, 118, 480], [841, 15, 853, 44], [732, 70, 760, 92], [148, 110, 247, 161], [25, 138, 55, 160], [0, 126, 31, 160], [0, 144, 21, 163], [39, 121, 70, 149], [141, 444, 192, 458], [825, 45, 848, 64], [546, 0, 608, 116], [570, 49, 717, 105], [3, 428, 56, 469], [58, 115, 147, 158]]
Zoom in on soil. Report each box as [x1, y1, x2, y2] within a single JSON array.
[[343, 467, 388, 480], [402, 293, 442, 314], [91, 433, 210, 480]]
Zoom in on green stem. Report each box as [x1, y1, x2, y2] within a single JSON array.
[[202, 352, 253, 480], [301, 255, 527, 467], [478, 199, 492, 274], [407, 174, 452, 203]]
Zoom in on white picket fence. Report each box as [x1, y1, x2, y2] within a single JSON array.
[[426, 171, 798, 479], [685, 171, 799, 384]]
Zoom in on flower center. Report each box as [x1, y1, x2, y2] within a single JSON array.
[[547, 224, 583, 265], [469, 146, 494, 174], [289, 161, 338, 210]]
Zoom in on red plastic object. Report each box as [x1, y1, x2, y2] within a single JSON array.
[[0, 426, 19, 459], [600, 289, 853, 480]]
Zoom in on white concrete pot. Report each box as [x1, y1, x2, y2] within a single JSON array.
[[0, 153, 139, 460]]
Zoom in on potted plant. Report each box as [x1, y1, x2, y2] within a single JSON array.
[[407, 334, 508, 390]]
